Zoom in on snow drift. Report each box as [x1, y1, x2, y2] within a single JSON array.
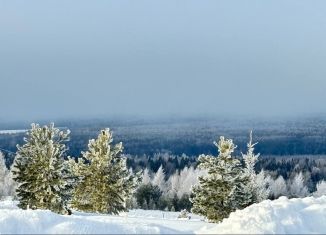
[[0, 196, 326, 234], [200, 196, 326, 234], [0, 200, 206, 234]]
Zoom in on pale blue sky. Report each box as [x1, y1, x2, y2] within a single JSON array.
[[1, 0, 326, 121]]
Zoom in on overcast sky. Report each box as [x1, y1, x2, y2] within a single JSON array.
[[1, 0, 326, 121]]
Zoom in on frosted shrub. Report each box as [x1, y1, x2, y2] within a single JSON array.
[[313, 180, 326, 197]]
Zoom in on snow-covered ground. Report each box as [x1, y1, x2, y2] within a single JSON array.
[[0, 196, 326, 234], [0, 200, 210, 234], [199, 196, 326, 234]]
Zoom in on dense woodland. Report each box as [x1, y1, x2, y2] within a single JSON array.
[[125, 153, 326, 191], [3, 148, 326, 193]]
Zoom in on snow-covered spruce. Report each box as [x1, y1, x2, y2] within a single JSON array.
[[190, 136, 252, 222], [70, 129, 139, 214], [0, 152, 16, 199], [134, 165, 204, 211], [167, 166, 205, 199], [242, 131, 269, 203], [314, 180, 326, 197], [152, 165, 166, 192], [269, 175, 288, 199], [12, 123, 71, 214], [288, 172, 309, 198]]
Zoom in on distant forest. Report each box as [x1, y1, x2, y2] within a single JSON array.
[[1, 116, 326, 157]]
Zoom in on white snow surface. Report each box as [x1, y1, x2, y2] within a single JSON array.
[[199, 196, 326, 234], [0, 196, 326, 234], [0, 200, 207, 234]]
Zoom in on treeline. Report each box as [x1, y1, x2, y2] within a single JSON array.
[[125, 154, 326, 192], [128, 166, 204, 212], [125, 157, 326, 217], [2, 149, 326, 201], [125, 153, 198, 177], [257, 156, 326, 191]]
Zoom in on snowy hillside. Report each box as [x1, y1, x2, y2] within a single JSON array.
[[0, 196, 326, 234]]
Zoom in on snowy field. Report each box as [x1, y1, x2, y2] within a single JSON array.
[[0, 196, 326, 234]]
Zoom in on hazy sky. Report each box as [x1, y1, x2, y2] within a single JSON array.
[[1, 0, 326, 121]]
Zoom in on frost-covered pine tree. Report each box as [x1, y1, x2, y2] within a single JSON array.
[[167, 170, 179, 197], [269, 175, 288, 199], [242, 131, 269, 203], [166, 166, 204, 199], [12, 123, 71, 214], [288, 172, 309, 198], [177, 167, 203, 199], [61, 157, 80, 213], [0, 152, 17, 198], [255, 170, 270, 201], [152, 165, 166, 192], [243, 131, 259, 179], [71, 129, 138, 214], [313, 180, 326, 197], [190, 137, 252, 222], [141, 168, 151, 185], [0, 152, 8, 197]]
